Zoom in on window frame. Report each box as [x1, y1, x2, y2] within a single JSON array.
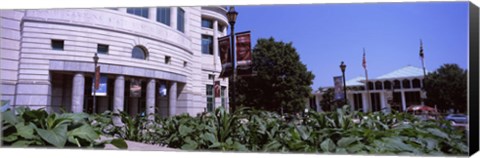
[[97, 44, 109, 54], [51, 39, 64, 51], [201, 18, 213, 29], [201, 35, 214, 55], [131, 46, 147, 60], [156, 7, 171, 26], [127, 8, 149, 19], [206, 84, 214, 112], [177, 8, 185, 32]]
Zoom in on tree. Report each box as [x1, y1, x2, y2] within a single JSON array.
[[318, 88, 343, 112], [424, 64, 467, 113], [232, 37, 315, 114]]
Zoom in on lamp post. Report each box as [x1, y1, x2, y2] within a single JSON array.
[[93, 52, 99, 114], [340, 61, 347, 105], [227, 6, 238, 112]]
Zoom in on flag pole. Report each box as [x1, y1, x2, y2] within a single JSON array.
[[420, 39, 426, 106], [363, 48, 371, 113]]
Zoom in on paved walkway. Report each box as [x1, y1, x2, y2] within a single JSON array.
[[104, 140, 179, 151]]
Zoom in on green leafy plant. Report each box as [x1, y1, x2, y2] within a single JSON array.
[[2, 107, 127, 149]]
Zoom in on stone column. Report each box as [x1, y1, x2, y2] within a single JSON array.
[[149, 7, 157, 21], [71, 73, 85, 113], [362, 92, 368, 113], [113, 75, 125, 126], [146, 79, 156, 121], [380, 92, 386, 109], [169, 81, 177, 116], [401, 91, 407, 111], [170, 7, 178, 30]]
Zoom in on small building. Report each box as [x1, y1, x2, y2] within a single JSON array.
[[311, 65, 428, 112]]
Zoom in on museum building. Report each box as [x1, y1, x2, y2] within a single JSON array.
[[1, 6, 230, 117]]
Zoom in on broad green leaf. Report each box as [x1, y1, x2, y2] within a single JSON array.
[[11, 140, 35, 147], [337, 137, 358, 148], [346, 143, 364, 153], [264, 140, 282, 151], [67, 124, 99, 145], [179, 125, 193, 137], [208, 142, 222, 148], [335, 148, 348, 154], [320, 138, 336, 152], [15, 123, 36, 139], [181, 141, 198, 150], [36, 124, 68, 148], [110, 139, 128, 149], [426, 128, 449, 140], [3, 134, 19, 142], [202, 132, 216, 144], [232, 142, 248, 151], [423, 138, 438, 150], [2, 110, 18, 124]]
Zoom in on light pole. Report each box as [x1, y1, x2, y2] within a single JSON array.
[[340, 61, 347, 106], [93, 52, 99, 114], [227, 6, 238, 112]]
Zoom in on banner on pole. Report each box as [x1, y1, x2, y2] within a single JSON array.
[[218, 36, 232, 78], [92, 75, 107, 96], [130, 79, 142, 98], [214, 81, 221, 98], [235, 31, 254, 77], [94, 66, 100, 90], [333, 76, 344, 101]]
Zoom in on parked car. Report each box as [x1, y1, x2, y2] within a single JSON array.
[[445, 114, 468, 124]]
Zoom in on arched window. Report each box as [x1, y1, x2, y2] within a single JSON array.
[[393, 80, 401, 89], [375, 81, 383, 90], [132, 46, 147, 60], [402, 79, 411, 89], [368, 82, 374, 90], [412, 78, 421, 88], [384, 81, 392, 90]]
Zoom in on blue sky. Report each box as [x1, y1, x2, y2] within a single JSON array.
[[233, 2, 469, 90]]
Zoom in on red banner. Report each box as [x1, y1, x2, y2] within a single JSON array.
[[94, 66, 100, 90], [218, 36, 232, 78], [236, 31, 254, 76], [214, 81, 221, 98]]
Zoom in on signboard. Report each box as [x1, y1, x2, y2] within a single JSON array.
[[333, 76, 344, 100], [92, 75, 107, 96], [214, 81, 221, 98], [130, 79, 142, 98], [218, 36, 232, 78], [236, 31, 254, 77]]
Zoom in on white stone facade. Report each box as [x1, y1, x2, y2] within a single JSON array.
[[0, 6, 230, 117]]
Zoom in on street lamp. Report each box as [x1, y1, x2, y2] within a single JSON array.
[[93, 52, 99, 114], [227, 6, 238, 112], [339, 61, 347, 105]]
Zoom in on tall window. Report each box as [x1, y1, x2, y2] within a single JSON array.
[[202, 35, 213, 55], [127, 8, 149, 18], [201, 18, 213, 28], [375, 81, 383, 90], [402, 79, 411, 89], [156, 7, 170, 25], [384, 81, 392, 90], [177, 8, 185, 32], [221, 86, 226, 107], [217, 24, 224, 32], [206, 85, 214, 112], [353, 93, 363, 111], [132, 46, 147, 60], [370, 93, 381, 112], [412, 79, 421, 88]]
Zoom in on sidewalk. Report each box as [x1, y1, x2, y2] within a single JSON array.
[[104, 140, 180, 151]]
